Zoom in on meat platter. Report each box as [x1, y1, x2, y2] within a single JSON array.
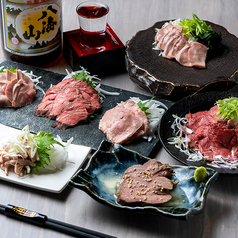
[[0, 60, 173, 157], [159, 90, 238, 174], [126, 20, 238, 101]]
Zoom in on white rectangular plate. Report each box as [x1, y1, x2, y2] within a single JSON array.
[[0, 124, 91, 193]]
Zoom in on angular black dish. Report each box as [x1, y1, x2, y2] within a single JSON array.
[[126, 20, 238, 101], [159, 90, 238, 174], [69, 140, 218, 219]]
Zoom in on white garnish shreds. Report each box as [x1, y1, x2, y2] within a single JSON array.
[[64, 67, 120, 97], [129, 97, 167, 142], [36, 135, 73, 173]]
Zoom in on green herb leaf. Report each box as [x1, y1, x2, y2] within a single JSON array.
[[137, 97, 155, 116], [215, 97, 238, 126], [0, 66, 18, 73], [179, 14, 223, 53], [31, 131, 64, 172], [72, 69, 94, 88]]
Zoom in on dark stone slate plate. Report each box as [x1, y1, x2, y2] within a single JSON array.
[[159, 90, 238, 174], [126, 20, 238, 101], [0, 60, 173, 157], [69, 140, 218, 219]]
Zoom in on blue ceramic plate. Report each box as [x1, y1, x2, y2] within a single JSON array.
[[69, 140, 218, 219]]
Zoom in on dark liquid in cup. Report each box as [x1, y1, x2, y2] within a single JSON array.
[[77, 6, 108, 18], [77, 5, 109, 47]]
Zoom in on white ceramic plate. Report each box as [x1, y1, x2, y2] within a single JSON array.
[[0, 124, 91, 193]]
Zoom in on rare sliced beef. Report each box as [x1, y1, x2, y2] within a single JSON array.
[[184, 105, 238, 161], [35, 78, 101, 130], [99, 101, 150, 144], [116, 159, 176, 206], [52, 97, 94, 130], [47, 87, 80, 120]]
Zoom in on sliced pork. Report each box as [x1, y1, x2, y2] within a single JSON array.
[[155, 21, 208, 68], [116, 159, 176, 206], [154, 22, 174, 42], [188, 42, 208, 68], [0, 70, 36, 108], [35, 78, 101, 130], [99, 101, 150, 144], [175, 43, 193, 67]]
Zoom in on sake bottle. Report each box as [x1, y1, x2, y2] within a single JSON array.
[[0, 0, 62, 66]]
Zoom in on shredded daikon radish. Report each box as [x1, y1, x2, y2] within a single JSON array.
[[35, 136, 73, 173], [169, 114, 238, 169], [64, 67, 120, 97], [129, 97, 167, 142]]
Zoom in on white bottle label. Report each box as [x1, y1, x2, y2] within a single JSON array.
[[1, 0, 62, 56]]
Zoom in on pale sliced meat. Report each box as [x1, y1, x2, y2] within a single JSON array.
[[188, 42, 208, 68], [162, 34, 181, 59], [0, 94, 12, 107], [154, 22, 174, 42], [99, 101, 150, 144], [6, 70, 16, 81], [157, 26, 181, 50], [0, 81, 8, 95], [175, 43, 193, 67], [0, 73, 9, 95], [167, 35, 188, 59], [122, 101, 150, 134], [100, 109, 144, 144], [11, 73, 36, 107], [174, 25, 183, 33], [155, 22, 208, 68], [0, 73, 7, 81], [5, 78, 18, 102], [4, 70, 36, 107]]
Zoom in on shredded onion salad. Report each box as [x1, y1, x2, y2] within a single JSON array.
[[129, 97, 167, 142], [168, 115, 238, 169], [0, 125, 72, 177]]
